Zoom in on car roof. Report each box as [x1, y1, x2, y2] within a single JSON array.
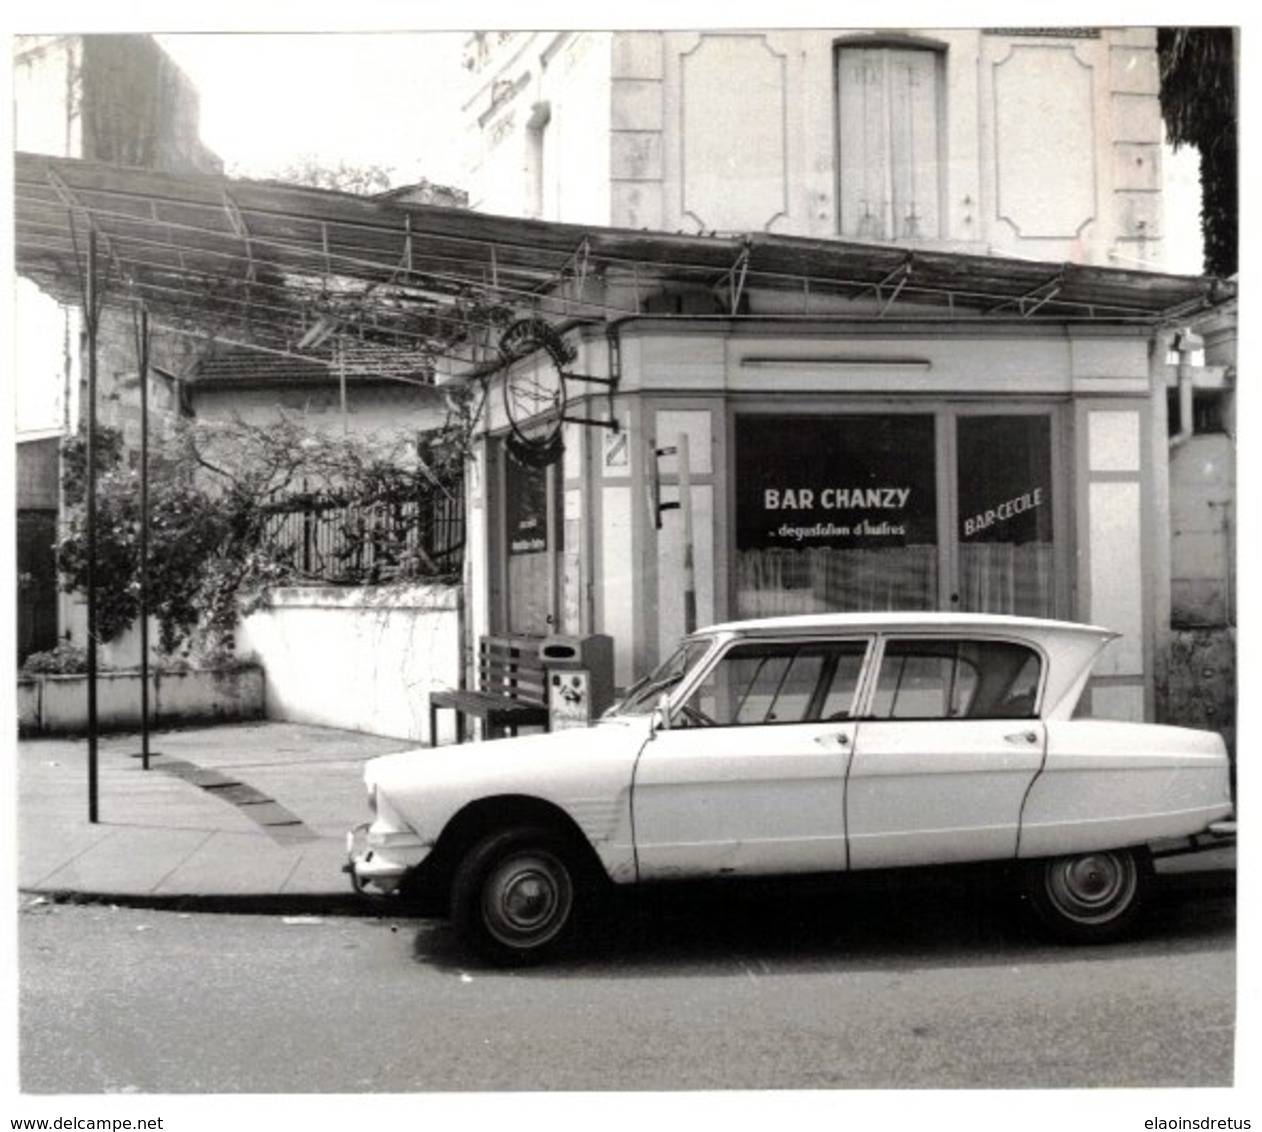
[[692, 611, 1115, 639]]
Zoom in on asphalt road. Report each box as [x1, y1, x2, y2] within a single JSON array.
[[18, 873, 1236, 1094]]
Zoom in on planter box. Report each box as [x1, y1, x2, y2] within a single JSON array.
[[17, 665, 265, 736]]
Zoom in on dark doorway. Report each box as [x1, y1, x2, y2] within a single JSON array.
[[17, 510, 59, 663]]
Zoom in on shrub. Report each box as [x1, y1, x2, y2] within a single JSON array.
[[21, 643, 89, 676]]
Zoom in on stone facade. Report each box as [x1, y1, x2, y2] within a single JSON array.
[[463, 28, 1171, 268]]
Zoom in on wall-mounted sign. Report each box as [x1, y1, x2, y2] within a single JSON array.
[[736, 415, 937, 550]]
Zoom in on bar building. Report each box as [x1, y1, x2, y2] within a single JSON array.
[[455, 28, 1236, 734]]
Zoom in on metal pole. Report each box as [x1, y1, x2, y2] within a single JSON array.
[[678, 432, 696, 634], [85, 230, 99, 823], [138, 307, 151, 770]]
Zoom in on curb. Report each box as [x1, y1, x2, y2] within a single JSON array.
[[20, 866, 1233, 917], [20, 887, 394, 918]]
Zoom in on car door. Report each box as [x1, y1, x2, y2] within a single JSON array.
[[846, 636, 1047, 870], [631, 638, 870, 881]]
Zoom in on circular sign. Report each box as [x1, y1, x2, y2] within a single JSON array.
[[500, 318, 574, 448]]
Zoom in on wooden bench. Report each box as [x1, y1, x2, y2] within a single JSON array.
[[429, 635, 549, 744]]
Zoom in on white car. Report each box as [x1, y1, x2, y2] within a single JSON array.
[[346, 613, 1235, 964]]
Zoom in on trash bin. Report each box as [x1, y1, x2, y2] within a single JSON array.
[[539, 634, 615, 730]]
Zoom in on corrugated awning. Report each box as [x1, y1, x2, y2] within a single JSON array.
[[14, 151, 1234, 379]]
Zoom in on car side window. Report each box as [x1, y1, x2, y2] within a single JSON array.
[[870, 639, 1041, 720], [680, 641, 869, 727]]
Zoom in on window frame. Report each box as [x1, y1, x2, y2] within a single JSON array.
[[727, 404, 1071, 622], [671, 635, 875, 729], [833, 35, 948, 243], [861, 634, 1047, 722]]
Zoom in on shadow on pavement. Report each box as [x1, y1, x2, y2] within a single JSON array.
[[411, 865, 1236, 976]]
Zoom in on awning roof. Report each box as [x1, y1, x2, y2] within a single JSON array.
[[14, 151, 1234, 379]]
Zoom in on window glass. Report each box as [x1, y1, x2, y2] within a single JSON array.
[[870, 639, 1041, 720], [735, 415, 938, 618], [956, 415, 1056, 617], [613, 638, 714, 715], [504, 450, 562, 636], [820, 650, 866, 719], [680, 641, 869, 727]]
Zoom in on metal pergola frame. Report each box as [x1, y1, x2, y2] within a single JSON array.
[[16, 152, 1234, 382], [12, 151, 1237, 820]]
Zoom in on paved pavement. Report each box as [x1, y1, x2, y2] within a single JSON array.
[[15, 721, 415, 913], [13, 720, 1236, 914]]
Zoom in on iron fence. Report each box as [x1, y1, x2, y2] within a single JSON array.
[[262, 486, 465, 584]]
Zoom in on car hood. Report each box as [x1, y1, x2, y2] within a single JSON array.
[[364, 716, 649, 793]]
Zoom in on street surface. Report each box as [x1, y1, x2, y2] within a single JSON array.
[[19, 872, 1235, 1092]]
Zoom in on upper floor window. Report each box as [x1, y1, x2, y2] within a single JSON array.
[[836, 42, 944, 242]]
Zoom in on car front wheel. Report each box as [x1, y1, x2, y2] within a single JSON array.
[[451, 827, 583, 965], [1023, 847, 1151, 943]]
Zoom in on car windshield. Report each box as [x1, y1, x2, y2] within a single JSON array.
[[607, 637, 715, 715]]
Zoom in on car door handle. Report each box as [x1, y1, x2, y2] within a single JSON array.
[[814, 732, 851, 747], [1005, 730, 1039, 745]]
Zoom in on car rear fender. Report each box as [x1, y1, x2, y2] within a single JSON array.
[[1018, 719, 1233, 858]]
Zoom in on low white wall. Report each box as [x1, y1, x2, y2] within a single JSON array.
[[238, 583, 461, 743], [18, 667, 265, 735]]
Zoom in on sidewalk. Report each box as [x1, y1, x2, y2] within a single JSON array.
[[15, 720, 416, 913], [13, 720, 1236, 914]]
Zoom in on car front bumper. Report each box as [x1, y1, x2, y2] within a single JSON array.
[[344, 821, 431, 896]]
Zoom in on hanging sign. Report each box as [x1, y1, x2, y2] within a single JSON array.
[[500, 318, 573, 453]]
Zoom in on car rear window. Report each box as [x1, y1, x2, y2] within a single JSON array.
[[870, 638, 1041, 720]]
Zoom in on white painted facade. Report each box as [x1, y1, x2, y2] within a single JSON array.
[[465, 28, 1169, 269], [463, 316, 1164, 721], [451, 26, 1222, 730], [238, 584, 462, 742]]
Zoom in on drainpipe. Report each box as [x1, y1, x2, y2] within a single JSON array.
[[1169, 328, 1204, 450]]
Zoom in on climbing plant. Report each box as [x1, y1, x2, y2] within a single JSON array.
[[56, 405, 473, 662]]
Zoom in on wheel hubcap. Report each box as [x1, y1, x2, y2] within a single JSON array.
[[1045, 852, 1137, 924], [482, 852, 573, 948]]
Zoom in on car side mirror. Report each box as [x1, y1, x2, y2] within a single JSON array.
[[653, 692, 673, 733]]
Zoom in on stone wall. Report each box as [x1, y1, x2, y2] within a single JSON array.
[[1156, 628, 1236, 764]]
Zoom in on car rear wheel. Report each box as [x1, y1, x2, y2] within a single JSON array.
[[1024, 847, 1151, 943], [451, 827, 582, 966]]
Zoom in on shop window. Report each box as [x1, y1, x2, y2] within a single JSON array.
[[835, 41, 944, 241], [734, 410, 1061, 620], [956, 415, 1056, 617], [734, 414, 939, 617]]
